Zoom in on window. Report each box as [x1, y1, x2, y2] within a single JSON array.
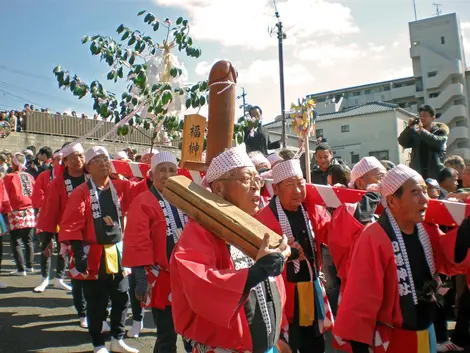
[[369, 150, 389, 160], [456, 119, 467, 127], [383, 85, 391, 91], [352, 91, 361, 97], [429, 92, 440, 98], [341, 125, 350, 133], [316, 129, 323, 138], [364, 89, 371, 94], [351, 154, 360, 164], [441, 36, 445, 44], [427, 71, 438, 78]]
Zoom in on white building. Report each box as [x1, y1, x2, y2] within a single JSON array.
[[308, 13, 470, 159], [265, 101, 414, 166]]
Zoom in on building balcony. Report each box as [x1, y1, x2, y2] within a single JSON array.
[[428, 83, 465, 109], [447, 126, 469, 148], [426, 59, 464, 90], [390, 85, 416, 100], [438, 104, 468, 126]]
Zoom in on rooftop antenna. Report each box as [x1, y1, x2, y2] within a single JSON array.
[[433, 3, 442, 16], [412, 0, 418, 20], [269, 0, 287, 148]]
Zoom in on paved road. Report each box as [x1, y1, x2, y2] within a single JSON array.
[[0, 237, 184, 353]]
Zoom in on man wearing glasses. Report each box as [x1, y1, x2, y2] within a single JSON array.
[[398, 104, 448, 180], [256, 158, 332, 353], [171, 146, 292, 353]]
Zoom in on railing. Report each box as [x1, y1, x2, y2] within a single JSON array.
[[23, 111, 181, 148]]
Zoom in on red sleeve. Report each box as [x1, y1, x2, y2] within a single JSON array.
[[328, 205, 364, 281], [0, 178, 11, 213], [122, 194, 156, 267], [171, 221, 249, 328], [36, 178, 63, 233], [127, 178, 149, 206], [425, 223, 470, 275], [58, 186, 87, 243], [113, 178, 131, 214], [32, 171, 49, 209], [311, 204, 331, 245], [334, 228, 388, 345]]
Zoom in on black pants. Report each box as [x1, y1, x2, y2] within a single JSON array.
[[9, 228, 34, 272], [452, 286, 470, 347], [152, 306, 178, 353], [39, 233, 65, 279], [82, 274, 129, 347], [289, 324, 325, 353], [321, 245, 340, 316], [72, 279, 87, 318], [128, 271, 144, 321]]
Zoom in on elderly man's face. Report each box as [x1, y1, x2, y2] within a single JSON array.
[[64, 152, 85, 172], [141, 153, 154, 164], [211, 167, 262, 215], [150, 162, 177, 192], [273, 176, 307, 211], [88, 154, 111, 178], [356, 167, 386, 190], [388, 176, 428, 225]]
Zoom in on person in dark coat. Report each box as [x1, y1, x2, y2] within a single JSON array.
[[244, 106, 281, 155], [398, 104, 448, 180], [310, 143, 349, 185]]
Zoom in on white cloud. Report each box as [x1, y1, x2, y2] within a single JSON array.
[[379, 66, 414, 81], [294, 41, 387, 67], [392, 41, 400, 48], [155, 0, 359, 50], [237, 60, 314, 86]]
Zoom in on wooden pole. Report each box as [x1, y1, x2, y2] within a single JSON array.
[[305, 124, 315, 184]]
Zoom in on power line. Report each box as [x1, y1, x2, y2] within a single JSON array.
[[0, 65, 52, 81], [0, 80, 91, 109], [0, 89, 56, 111]]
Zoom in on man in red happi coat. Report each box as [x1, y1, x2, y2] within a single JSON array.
[[256, 158, 332, 353], [171, 146, 292, 353], [123, 151, 191, 353], [334, 165, 470, 353], [59, 146, 136, 353], [34, 143, 89, 330], [32, 149, 63, 209], [327, 156, 386, 308], [3, 152, 36, 276], [0, 176, 11, 288]]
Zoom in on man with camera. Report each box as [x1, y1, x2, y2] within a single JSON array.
[[398, 104, 448, 180]]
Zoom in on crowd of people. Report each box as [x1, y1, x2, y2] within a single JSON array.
[[0, 103, 103, 134], [0, 102, 470, 353]]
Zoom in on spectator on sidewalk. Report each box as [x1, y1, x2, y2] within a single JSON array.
[[398, 104, 448, 179], [445, 155, 465, 189]]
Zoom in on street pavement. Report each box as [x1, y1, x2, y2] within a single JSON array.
[[0, 237, 185, 353]]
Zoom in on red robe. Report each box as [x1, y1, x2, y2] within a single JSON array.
[[0, 178, 11, 214], [59, 179, 130, 280], [127, 177, 151, 205], [3, 172, 36, 230], [334, 221, 470, 352], [122, 189, 173, 309], [170, 220, 287, 352], [328, 203, 365, 300], [3, 172, 35, 211], [32, 169, 57, 209], [255, 201, 330, 324]]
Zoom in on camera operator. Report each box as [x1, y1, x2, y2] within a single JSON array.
[[398, 104, 448, 179]]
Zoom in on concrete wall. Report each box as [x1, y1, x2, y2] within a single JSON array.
[[0, 132, 181, 157]]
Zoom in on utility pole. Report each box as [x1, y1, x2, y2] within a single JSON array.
[[433, 3, 442, 16], [237, 87, 248, 116], [273, 0, 287, 148], [412, 0, 418, 20]]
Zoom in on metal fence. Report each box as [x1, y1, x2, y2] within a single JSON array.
[[23, 111, 180, 148]]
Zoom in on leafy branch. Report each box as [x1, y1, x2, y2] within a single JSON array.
[[52, 10, 208, 145]]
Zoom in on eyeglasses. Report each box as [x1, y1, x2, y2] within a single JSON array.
[[219, 175, 265, 188]]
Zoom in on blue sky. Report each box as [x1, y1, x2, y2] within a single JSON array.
[[1, 0, 470, 122]]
